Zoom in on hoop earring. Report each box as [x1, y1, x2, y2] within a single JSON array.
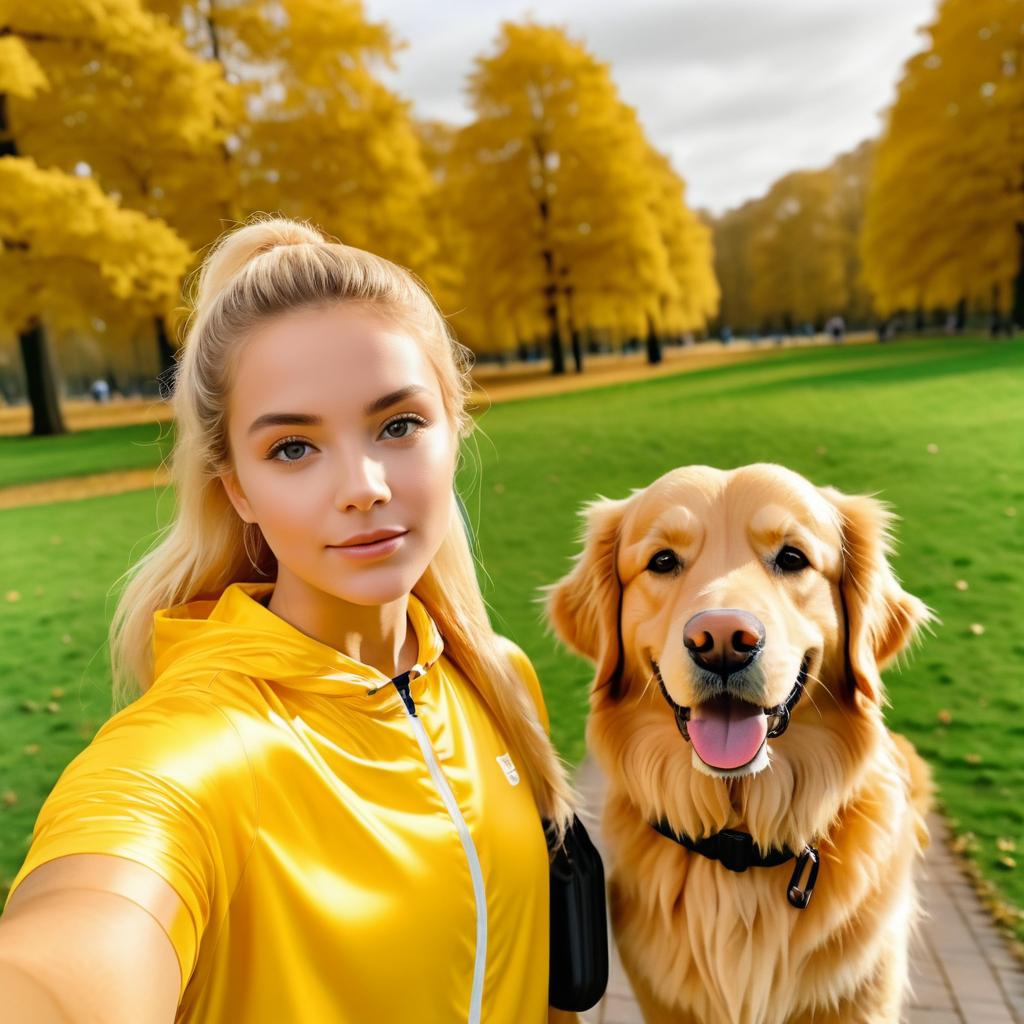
[[243, 522, 269, 576]]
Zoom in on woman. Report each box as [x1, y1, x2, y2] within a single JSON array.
[[0, 216, 578, 1022]]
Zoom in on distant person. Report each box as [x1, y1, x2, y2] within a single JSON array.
[[721, 325, 733, 345], [89, 378, 110, 403], [825, 315, 846, 344]]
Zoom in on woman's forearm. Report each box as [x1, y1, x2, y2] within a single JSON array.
[[0, 958, 72, 1023]]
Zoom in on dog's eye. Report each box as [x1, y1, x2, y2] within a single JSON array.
[[774, 546, 810, 573], [647, 549, 681, 574]]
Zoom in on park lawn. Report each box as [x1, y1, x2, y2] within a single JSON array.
[[0, 334, 1022, 943], [0, 420, 177, 489]]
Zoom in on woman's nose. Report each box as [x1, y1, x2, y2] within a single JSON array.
[[333, 451, 391, 511]]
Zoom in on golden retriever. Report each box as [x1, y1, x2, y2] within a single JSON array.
[[543, 463, 937, 1024]]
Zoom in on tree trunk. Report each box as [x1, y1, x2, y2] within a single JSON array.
[[19, 320, 68, 436], [1012, 223, 1024, 332], [563, 283, 583, 373], [4, 94, 68, 435], [542, 247, 565, 374], [645, 313, 663, 365], [955, 297, 967, 332]]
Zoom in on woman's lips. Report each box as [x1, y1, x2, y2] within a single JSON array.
[[327, 532, 407, 559]]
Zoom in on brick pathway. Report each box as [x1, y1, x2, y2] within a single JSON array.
[[573, 755, 1024, 1024]]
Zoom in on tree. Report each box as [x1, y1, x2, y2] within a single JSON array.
[[448, 21, 703, 371], [861, 0, 1024, 325], [1, 0, 199, 433], [750, 168, 847, 332]]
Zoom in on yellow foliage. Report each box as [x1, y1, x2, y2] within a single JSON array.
[[0, 157, 192, 333], [444, 20, 715, 354], [862, 0, 1024, 315], [712, 141, 872, 332], [0, 36, 49, 99]]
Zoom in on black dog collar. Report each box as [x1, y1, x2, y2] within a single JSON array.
[[650, 819, 820, 909]]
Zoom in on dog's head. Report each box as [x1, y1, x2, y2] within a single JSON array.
[[543, 463, 935, 780]]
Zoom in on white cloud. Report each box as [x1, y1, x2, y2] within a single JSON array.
[[365, 0, 937, 213]]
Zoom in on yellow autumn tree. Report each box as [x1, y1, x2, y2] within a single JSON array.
[[645, 145, 719, 339], [861, 0, 1024, 325], [711, 141, 870, 335], [447, 20, 709, 371], [148, 1, 436, 271], [712, 198, 760, 333], [1, 0, 199, 434], [415, 118, 480, 347], [749, 168, 848, 332]]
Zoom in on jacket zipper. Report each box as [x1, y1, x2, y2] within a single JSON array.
[[390, 670, 487, 1024]]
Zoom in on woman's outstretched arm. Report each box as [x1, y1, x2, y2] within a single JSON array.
[[0, 855, 182, 1023]]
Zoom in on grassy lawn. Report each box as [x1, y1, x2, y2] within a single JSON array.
[[1, 334, 1022, 943], [0, 421, 176, 489]]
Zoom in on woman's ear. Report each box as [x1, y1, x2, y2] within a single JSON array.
[[819, 486, 937, 708], [541, 496, 630, 698], [219, 468, 254, 524]]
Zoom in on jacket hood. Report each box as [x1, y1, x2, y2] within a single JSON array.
[[151, 581, 446, 697]]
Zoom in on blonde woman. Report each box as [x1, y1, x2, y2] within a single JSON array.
[[0, 216, 579, 1023]]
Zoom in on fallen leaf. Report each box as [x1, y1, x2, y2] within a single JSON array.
[[927, 443, 939, 454], [45, 701, 60, 714], [969, 623, 985, 636], [955, 579, 969, 591], [50, 686, 65, 699], [22, 744, 39, 756], [965, 753, 983, 765], [996, 838, 1017, 853], [937, 709, 953, 724], [998, 856, 1017, 870], [5, 591, 20, 603], [2, 791, 17, 807]]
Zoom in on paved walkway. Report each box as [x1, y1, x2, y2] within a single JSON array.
[[573, 755, 1024, 1024]]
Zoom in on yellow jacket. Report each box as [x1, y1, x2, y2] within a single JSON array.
[[5, 581, 553, 1023]]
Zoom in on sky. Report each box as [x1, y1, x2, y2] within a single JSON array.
[[364, 0, 939, 216]]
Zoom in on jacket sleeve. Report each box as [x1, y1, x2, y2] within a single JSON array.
[[498, 636, 551, 738], [1, 687, 257, 1003]]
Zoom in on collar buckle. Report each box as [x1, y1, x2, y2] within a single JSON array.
[[713, 828, 756, 872], [787, 846, 820, 908]]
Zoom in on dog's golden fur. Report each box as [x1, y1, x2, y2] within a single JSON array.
[[544, 464, 937, 1024]]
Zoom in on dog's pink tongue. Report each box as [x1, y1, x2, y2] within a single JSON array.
[[688, 694, 768, 770]]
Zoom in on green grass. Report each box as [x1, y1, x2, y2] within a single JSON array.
[[0, 420, 176, 488], [1, 334, 1023, 941]]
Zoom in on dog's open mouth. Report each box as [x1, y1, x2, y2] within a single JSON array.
[[652, 652, 813, 775], [689, 694, 768, 770]]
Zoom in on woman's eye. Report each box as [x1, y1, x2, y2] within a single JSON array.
[[269, 439, 313, 463], [382, 415, 427, 439], [775, 546, 810, 573], [647, 549, 681, 574]]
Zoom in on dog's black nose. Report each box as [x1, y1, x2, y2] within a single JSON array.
[[684, 609, 766, 677]]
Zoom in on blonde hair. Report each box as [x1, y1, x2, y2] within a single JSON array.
[[109, 214, 576, 843]]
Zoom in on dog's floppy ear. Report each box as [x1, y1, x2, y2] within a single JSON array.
[[541, 496, 630, 698], [819, 486, 936, 708]]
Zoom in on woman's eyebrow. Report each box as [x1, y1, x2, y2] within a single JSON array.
[[247, 385, 431, 436]]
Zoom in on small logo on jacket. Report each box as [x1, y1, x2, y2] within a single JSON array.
[[496, 753, 520, 785]]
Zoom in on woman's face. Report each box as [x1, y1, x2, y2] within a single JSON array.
[[219, 302, 458, 606]]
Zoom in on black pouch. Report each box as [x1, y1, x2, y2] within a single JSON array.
[[543, 813, 609, 1012]]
